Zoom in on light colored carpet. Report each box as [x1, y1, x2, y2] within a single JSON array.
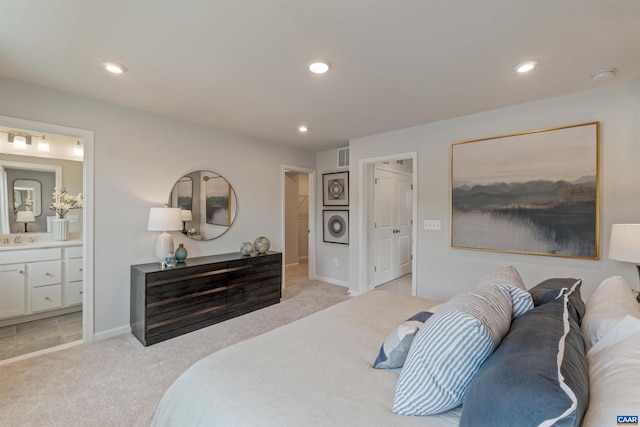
[[0, 264, 410, 427], [0, 274, 350, 427]]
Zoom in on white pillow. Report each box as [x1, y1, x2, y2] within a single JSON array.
[[582, 315, 640, 427], [475, 265, 527, 291], [393, 284, 533, 415], [581, 276, 640, 350]]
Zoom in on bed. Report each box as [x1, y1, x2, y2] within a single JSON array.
[[152, 290, 460, 426], [152, 268, 640, 427]]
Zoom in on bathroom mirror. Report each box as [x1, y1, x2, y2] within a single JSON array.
[[0, 161, 61, 234], [168, 170, 237, 240], [13, 179, 42, 216]]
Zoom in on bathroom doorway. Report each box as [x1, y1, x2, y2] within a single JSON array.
[[0, 117, 94, 364]]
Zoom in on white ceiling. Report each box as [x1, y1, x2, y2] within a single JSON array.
[[1, 1, 639, 151]]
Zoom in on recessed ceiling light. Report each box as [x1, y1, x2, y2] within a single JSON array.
[[308, 60, 331, 74], [298, 125, 309, 133], [102, 61, 127, 74], [591, 68, 617, 81], [514, 60, 538, 73]]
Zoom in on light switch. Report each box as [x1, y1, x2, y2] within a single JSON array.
[[424, 220, 441, 231]]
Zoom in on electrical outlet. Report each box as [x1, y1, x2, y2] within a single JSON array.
[[423, 220, 441, 231], [333, 258, 339, 266], [67, 215, 79, 223]]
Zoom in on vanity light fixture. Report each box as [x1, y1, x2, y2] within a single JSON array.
[[102, 61, 127, 74], [9, 134, 28, 149], [37, 135, 50, 152], [308, 60, 331, 74], [514, 60, 538, 73], [298, 125, 309, 133], [73, 141, 84, 157]]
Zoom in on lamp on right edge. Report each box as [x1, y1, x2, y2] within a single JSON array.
[[609, 224, 640, 291]]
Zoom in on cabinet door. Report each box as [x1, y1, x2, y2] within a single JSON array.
[[0, 264, 26, 319], [65, 258, 84, 283], [32, 284, 62, 312], [29, 260, 62, 287], [65, 281, 83, 306]]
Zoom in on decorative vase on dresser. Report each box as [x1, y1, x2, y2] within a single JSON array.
[[52, 218, 69, 241], [175, 243, 188, 262]]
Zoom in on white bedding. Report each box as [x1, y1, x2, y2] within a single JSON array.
[[152, 290, 461, 426]]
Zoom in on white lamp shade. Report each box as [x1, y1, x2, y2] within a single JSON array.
[[180, 210, 193, 222], [147, 207, 182, 231], [16, 211, 36, 223], [609, 224, 640, 264]]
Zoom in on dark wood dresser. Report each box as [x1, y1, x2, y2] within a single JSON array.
[[130, 251, 282, 346]]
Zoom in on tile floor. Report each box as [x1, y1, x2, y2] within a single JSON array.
[[0, 311, 82, 361]]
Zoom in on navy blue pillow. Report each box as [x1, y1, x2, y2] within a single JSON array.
[[460, 295, 588, 427], [528, 278, 585, 325]]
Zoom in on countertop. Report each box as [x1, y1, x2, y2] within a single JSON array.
[[0, 238, 83, 252]]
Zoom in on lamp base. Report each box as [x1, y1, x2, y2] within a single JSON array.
[[155, 232, 175, 264]]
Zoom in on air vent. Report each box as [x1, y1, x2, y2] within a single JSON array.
[[337, 147, 349, 167]]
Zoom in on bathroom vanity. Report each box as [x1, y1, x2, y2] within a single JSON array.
[[0, 238, 83, 327]]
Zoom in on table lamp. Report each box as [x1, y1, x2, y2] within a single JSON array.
[[16, 211, 36, 232], [609, 224, 640, 288], [180, 209, 192, 234], [147, 207, 182, 264]]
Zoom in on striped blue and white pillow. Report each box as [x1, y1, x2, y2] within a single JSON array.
[[392, 284, 533, 415]]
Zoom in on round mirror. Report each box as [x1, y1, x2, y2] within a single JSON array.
[[168, 170, 237, 240]]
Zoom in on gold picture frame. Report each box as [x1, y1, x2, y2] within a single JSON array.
[[450, 122, 599, 259]]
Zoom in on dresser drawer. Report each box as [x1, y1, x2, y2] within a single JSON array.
[[65, 258, 84, 283], [32, 284, 62, 312], [29, 260, 62, 287], [65, 281, 83, 306]]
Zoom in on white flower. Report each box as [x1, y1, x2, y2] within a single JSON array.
[[50, 187, 83, 219]]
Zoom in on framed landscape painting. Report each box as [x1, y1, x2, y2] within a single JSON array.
[[450, 122, 599, 259]]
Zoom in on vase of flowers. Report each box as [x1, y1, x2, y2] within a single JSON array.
[[50, 187, 83, 241]]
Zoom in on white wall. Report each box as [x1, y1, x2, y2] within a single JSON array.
[[0, 77, 316, 337], [315, 149, 349, 285], [347, 80, 640, 300]]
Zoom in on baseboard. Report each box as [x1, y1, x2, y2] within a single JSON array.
[[93, 325, 131, 341], [315, 275, 350, 288]]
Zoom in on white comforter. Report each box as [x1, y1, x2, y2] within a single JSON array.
[[152, 290, 461, 426]]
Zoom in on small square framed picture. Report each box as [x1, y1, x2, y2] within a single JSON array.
[[323, 210, 349, 244], [323, 171, 349, 206]]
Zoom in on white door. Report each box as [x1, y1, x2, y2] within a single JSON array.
[[0, 264, 26, 319], [372, 168, 412, 287]]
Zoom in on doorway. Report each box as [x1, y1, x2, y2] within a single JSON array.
[[281, 166, 316, 290], [0, 116, 94, 364], [361, 153, 417, 295]]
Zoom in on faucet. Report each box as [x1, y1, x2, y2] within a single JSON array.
[[1, 236, 8, 244], [14, 235, 21, 243]]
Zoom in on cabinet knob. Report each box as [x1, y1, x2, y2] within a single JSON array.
[[45, 296, 51, 301], [79, 291, 83, 295], [79, 268, 83, 272], [19, 270, 24, 274], [46, 272, 52, 276]]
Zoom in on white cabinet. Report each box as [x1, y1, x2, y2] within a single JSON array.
[[0, 264, 26, 318], [63, 246, 83, 306], [0, 244, 82, 321]]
